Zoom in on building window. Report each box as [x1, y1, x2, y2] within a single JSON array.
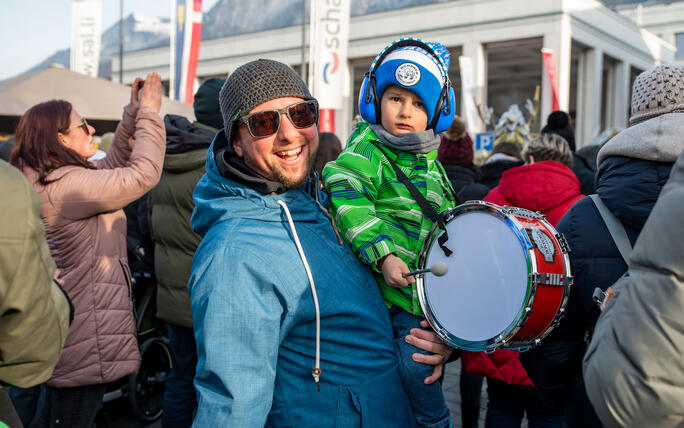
[[676, 33, 684, 60]]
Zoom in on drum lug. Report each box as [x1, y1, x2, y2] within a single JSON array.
[[531, 273, 573, 286], [555, 233, 570, 253]]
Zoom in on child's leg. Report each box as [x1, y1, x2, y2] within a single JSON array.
[[390, 306, 451, 428]]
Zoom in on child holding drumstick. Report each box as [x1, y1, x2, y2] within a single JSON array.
[[323, 37, 458, 428]]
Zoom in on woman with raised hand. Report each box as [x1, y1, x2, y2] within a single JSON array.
[[9, 72, 165, 428]]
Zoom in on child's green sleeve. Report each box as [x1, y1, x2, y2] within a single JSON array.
[[322, 150, 395, 268]]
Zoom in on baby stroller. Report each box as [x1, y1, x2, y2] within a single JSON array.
[[96, 197, 172, 426]]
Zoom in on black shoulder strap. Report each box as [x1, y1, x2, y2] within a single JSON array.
[[589, 194, 632, 261], [370, 142, 452, 256]]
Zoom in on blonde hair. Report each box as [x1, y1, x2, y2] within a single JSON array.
[[522, 133, 573, 168]]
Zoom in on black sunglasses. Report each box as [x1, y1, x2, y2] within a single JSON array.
[[239, 100, 318, 138], [62, 118, 90, 136]]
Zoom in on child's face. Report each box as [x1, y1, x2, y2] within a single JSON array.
[[380, 86, 428, 136]]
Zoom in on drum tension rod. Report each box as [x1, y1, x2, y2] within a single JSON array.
[[531, 273, 573, 286]]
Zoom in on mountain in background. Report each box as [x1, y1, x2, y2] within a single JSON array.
[[28, 13, 171, 79], [21, 0, 680, 80]]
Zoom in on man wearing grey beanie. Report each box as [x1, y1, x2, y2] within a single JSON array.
[[519, 63, 684, 428], [186, 58, 451, 427]]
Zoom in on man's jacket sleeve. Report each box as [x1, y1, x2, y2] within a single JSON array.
[[323, 150, 396, 266], [0, 161, 70, 387], [583, 149, 684, 428], [189, 242, 283, 427]]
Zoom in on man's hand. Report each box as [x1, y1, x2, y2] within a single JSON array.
[[406, 320, 455, 384], [139, 72, 162, 113], [379, 254, 414, 288]]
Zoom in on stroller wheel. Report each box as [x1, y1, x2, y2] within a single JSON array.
[[128, 336, 172, 422]]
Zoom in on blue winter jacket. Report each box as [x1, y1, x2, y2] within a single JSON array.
[[520, 155, 673, 427], [188, 132, 417, 427]]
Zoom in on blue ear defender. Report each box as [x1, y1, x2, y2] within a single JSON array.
[[358, 37, 455, 134]]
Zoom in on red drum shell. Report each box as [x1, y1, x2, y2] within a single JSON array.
[[416, 201, 572, 351]]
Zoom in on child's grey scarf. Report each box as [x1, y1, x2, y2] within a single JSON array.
[[370, 124, 440, 154]]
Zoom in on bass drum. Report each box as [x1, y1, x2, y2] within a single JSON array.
[[416, 201, 572, 351]]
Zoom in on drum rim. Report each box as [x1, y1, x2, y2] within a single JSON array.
[[416, 201, 538, 351]]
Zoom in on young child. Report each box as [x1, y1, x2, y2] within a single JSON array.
[[323, 38, 457, 428]]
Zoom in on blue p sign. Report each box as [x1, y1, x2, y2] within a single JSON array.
[[475, 132, 495, 151]]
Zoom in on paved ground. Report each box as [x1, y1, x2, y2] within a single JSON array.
[[442, 360, 487, 427]]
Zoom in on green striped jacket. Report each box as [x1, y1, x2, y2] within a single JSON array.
[[323, 122, 457, 315]]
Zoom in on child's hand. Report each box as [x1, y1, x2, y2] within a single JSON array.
[[379, 254, 414, 288]]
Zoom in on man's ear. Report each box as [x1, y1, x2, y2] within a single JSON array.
[[233, 134, 243, 157]]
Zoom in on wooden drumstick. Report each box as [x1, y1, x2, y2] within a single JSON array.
[[402, 261, 449, 278]]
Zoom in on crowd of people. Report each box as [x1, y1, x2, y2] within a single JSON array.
[[0, 36, 682, 428]]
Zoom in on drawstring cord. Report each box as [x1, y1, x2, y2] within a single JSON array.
[[277, 199, 322, 391]]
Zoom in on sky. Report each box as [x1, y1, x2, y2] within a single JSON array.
[[0, 0, 219, 80]]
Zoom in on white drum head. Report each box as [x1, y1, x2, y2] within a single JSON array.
[[422, 210, 529, 347]]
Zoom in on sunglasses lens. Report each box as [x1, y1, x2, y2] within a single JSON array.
[[248, 111, 279, 137], [288, 102, 317, 128]]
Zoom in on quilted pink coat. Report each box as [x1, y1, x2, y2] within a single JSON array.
[[23, 106, 165, 387]]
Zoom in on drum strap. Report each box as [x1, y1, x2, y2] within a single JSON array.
[[589, 194, 632, 261], [370, 142, 453, 257], [586, 194, 633, 343]]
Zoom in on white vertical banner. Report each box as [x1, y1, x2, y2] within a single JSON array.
[[458, 56, 480, 132], [70, 0, 103, 77], [309, 0, 350, 109]]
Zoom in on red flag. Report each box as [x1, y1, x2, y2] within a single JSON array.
[[541, 49, 560, 111]]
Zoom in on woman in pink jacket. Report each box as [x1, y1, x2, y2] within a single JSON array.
[[9, 73, 165, 427]]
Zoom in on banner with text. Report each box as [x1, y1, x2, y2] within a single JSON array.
[[309, 0, 350, 110], [70, 0, 103, 77], [171, 0, 202, 104]]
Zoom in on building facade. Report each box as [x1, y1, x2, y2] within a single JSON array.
[[115, 0, 675, 147]]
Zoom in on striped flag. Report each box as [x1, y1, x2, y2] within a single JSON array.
[[171, 0, 202, 104]]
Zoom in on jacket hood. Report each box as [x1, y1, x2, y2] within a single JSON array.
[[191, 131, 324, 238], [597, 113, 684, 166], [497, 161, 581, 212], [163, 149, 207, 174], [164, 114, 216, 154], [596, 156, 673, 231]]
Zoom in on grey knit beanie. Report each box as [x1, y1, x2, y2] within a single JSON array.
[[219, 59, 315, 144], [630, 64, 684, 125]]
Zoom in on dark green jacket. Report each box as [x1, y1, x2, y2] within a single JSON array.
[[150, 116, 214, 327]]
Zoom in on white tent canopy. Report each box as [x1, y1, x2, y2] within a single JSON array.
[[0, 65, 195, 121]]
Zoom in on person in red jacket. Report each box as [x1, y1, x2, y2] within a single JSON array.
[[463, 132, 584, 428]]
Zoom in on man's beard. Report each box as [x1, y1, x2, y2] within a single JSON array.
[[272, 149, 317, 189]]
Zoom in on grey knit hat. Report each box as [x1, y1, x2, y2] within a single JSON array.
[[630, 64, 684, 125], [219, 59, 316, 144]]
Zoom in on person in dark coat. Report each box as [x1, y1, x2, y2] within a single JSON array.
[[463, 133, 581, 428], [313, 132, 342, 179], [438, 116, 489, 202], [541, 110, 595, 195], [519, 64, 684, 428], [148, 77, 223, 428], [478, 141, 524, 189]]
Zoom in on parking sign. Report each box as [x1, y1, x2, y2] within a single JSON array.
[[475, 132, 495, 151]]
